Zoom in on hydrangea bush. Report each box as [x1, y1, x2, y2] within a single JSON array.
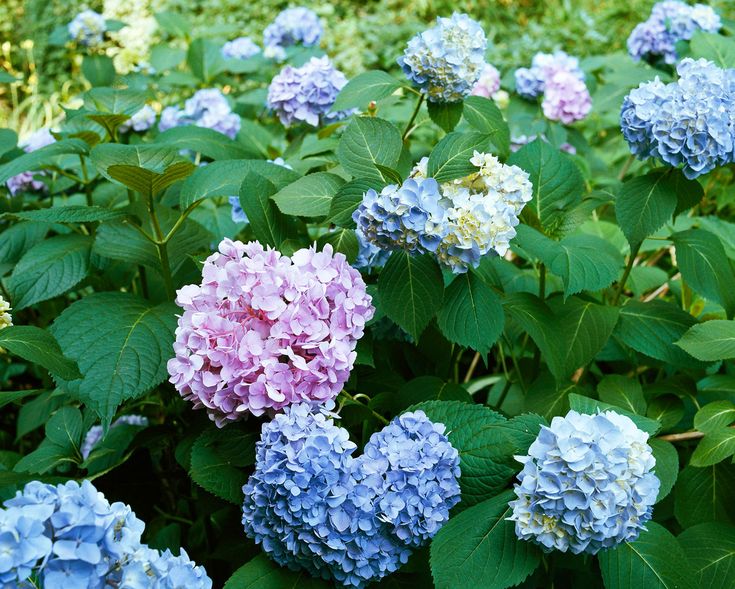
[[2, 3, 735, 588]]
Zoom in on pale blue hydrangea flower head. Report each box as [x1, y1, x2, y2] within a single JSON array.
[[241, 404, 460, 588], [263, 7, 322, 52], [119, 546, 212, 589], [68, 9, 107, 47], [267, 57, 353, 127], [229, 158, 293, 223], [354, 229, 390, 270], [222, 36, 261, 60], [352, 176, 448, 255], [81, 415, 149, 460], [514, 50, 584, 99], [119, 106, 157, 134], [399, 13, 487, 103], [509, 410, 660, 555], [621, 58, 735, 178], [628, 1, 721, 63], [0, 505, 53, 586], [158, 89, 241, 139]]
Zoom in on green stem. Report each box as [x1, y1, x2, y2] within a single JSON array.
[[463, 352, 481, 383], [162, 200, 203, 243], [612, 243, 641, 305], [340, 390, 389, 425], [538, 263, 546, 300], [78, 155, 93, 207], [146, 194, 175, 300], [402, 93, 425, 141], [617, 154, 635, 181]]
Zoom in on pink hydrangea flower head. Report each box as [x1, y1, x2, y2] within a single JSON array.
[[167, 239, 375, 426], [541, 69, 592, 124], [471, 63, 501, 98]]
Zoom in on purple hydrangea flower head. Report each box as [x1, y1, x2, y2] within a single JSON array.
[[628, 1, 721, 63], [621, 58, 735, 178], [119, 105, 157, 134], [229, 158, 292, 224], [264, 7, 322, 52], [167, 239, 375, 426], [158, 89, 241, 139], [158, 106, 183, 133], [241, 404, 460, 587], [267, 56, 352, 127], [222, 36, 261, 60], [68, 9, 107, 47], [399, 13, 487, 103], [541, 69, 592, 124], [6, 128, 56, 196], [81, 415, 149, 460], [515, 50, 584, 100], [471, 63, 501, 98], [509, 410, 660, 555]]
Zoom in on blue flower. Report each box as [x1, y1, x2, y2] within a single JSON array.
[[158, 89, 241, 139], [514, 51, 585, 100], [68, 10, 107, 47], [81, 415, 149, 460], [120, 106, 157, 134], [263, 7, 322, 54], [119, 546, 212, 589], [509, 410, 660, 555], [398, 13, 487, 103], [0, 505, 52, 586], [354, 229, 390, 270], [222, 37, 261, 60]]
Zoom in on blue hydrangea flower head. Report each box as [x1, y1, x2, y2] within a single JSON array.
[[119, 546, 212, 588], [621, 58, 735, 178], [229, 158, 293, 223], [81, 415, 149, 460], [354, 229, 391, 270], [68, 10, 107, 47], [399, 13, 487, 103], [263, 7, 322, 52], [267, 56, 353, 127], [0, 505, 53, 586], [628, 1, 721, 63], [509, 410, 660, 555], [242, 404, 460, 587], [158, 89, 241, 139], [120, 106, 157, 134], [222, 36, 261, 60]]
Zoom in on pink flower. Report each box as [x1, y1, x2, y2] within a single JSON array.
[[541, 69, 592, 124], [167, 239, 374, 426], [471, 63, 501, 98]]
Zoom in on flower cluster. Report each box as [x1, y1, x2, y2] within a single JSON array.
[[263, 7, 323, 56], [514, 50, 584, 99], [103, 0, 159, 74], [628, 1, 721, 64], [267, 56, 353, 127], [229, 158, 292, 223], [242, 404, 460, 587], [511, 134, 577, 155], [119, 105, 157, 134], [159, 89, 241, 139], [398, 13, 486, 103], [222, 36, 261, 60], [81, 415, 150, 460], [0, 295, 11, 331], [471, 63, 501, 97], [509, 410, 660, 555], [2, 479, 211, 587], [354, 152, 533, 273], [68, 9, 107, 47], [6, 128, 56, 197], [621, 58, 735, 179], [167, 239, 374, 426]]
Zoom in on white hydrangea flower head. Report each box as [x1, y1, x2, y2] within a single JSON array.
[[0, 296, 11, 331]]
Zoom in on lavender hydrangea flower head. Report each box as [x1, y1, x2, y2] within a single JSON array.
[[621, 58, 735, 178], [471, 63, 501, 98], [6, 128, 56, 196], [119, 105, 157, 134], [399, 13, 487, 103], [167, 239, 374, 426], [509, 410, 660, 555], [264, 7, 323, 52], [22, 128, 55, 152], [222, 36, 261, 60], [241, 404, 460, 587], [81, 415, 150, 460], [158, 89, 241, 139], [541, 69, 592, 124], [267, 56, 352, 127], [229, 158, 292, 224], [515, 50, 584, 99], [68, 9, 107, 47], [628, 1, 721, 64]]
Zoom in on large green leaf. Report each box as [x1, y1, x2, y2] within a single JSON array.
[[154, 126, 255, 160], [90, 143, 186, 190], [377, 251, 444, 341], [427, 131, 492, 182], [0, 222, 48, 265], [436, 271, 504, 354], [462, 96, 511, 158], [336, 117, 402, 181], [14, 407, 83, 474], [0, 139, 89, 184], [427, 100, 463, 133], [0, 326, 81, 380], [568, 393, 661, 435], [223, 555, 330, 589], [597, 375, 646, 415], [331, 70, 402, 111], [689, 31, 735, 68], [674, 464, 735, 528], [679, 523, 735, 589], [2, 206, 126, 224], [691, 428, 735, 467], [81, 55, 116, 86], [50, 293, 177, 426], [650, 439, 678, 502], [430, 491, 541, 589], [271, 172, 344, 217], [327, 178, 381, 229], [187, 38, 226, 82], [598, 522, 696, 589], [676, 320, 735, 361], [240, 170, 290, 247], [6, 235, 92, 309], [83, 87, 148, 116], [694, 401, 735, 434]]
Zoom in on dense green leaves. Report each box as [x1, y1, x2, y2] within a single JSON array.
[[240, 170, 290, 247], [675, 464, 735, 528], [679, 523, 735, 589]]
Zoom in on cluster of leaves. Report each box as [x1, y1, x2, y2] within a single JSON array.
[[2, 7, 735, 589]]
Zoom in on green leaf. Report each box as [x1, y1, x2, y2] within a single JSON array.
[[0, 139, 89, 184], [679, 523, 735, 589], [671, 229, 735, 318], [90, 143, 184, 187], [2, 206, 126, 223], [689, 31, 735, 68], [84, 421, 148, 475], [462, 96, 511, 158], [616, 300, 704, 368], [0, 326, 81, 380], [189, 428, 256, 504], [331, 70, 402, 111], [0, 389, 41, 410], [598, 521, 696, 589], [327, 178, 381, 229], [50, 293, 177, 426], [223, 554, 330, 589], [507, 139, 584, 231], [568, 393, 661, 435], [691, 429, 735, 467], [615, 170, 679, 248], [271, 172, 344, 217], [0, 128, 18, 158], [154, 11, 192, 37], [427, 100, 463, 133], [187, 38, 226, 82], [317, 229, 359, 263], [370, 376, 471, 413], [336, 117, 402, 181], [81, 55, 116, 86], [676, 320, 735, 361], [694, 401, 735, 434], [436, 271, 504, 354], [598, 375, 646, 415], [14, 440, 78, 474], [430, 490, 541, 589], [108, 161, 196, 197], [240, 170, 289, 247], [650, 439, 678, 502], [14, 407, 83, 474], [45, 406, 83, 450], [377, 251, 444, 341], [427, 132, 491, 182], [83, 87, 147, 116], [154, 126, 254, 160], [675, 464, 735, 528], [6, 235, 92, 309]]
